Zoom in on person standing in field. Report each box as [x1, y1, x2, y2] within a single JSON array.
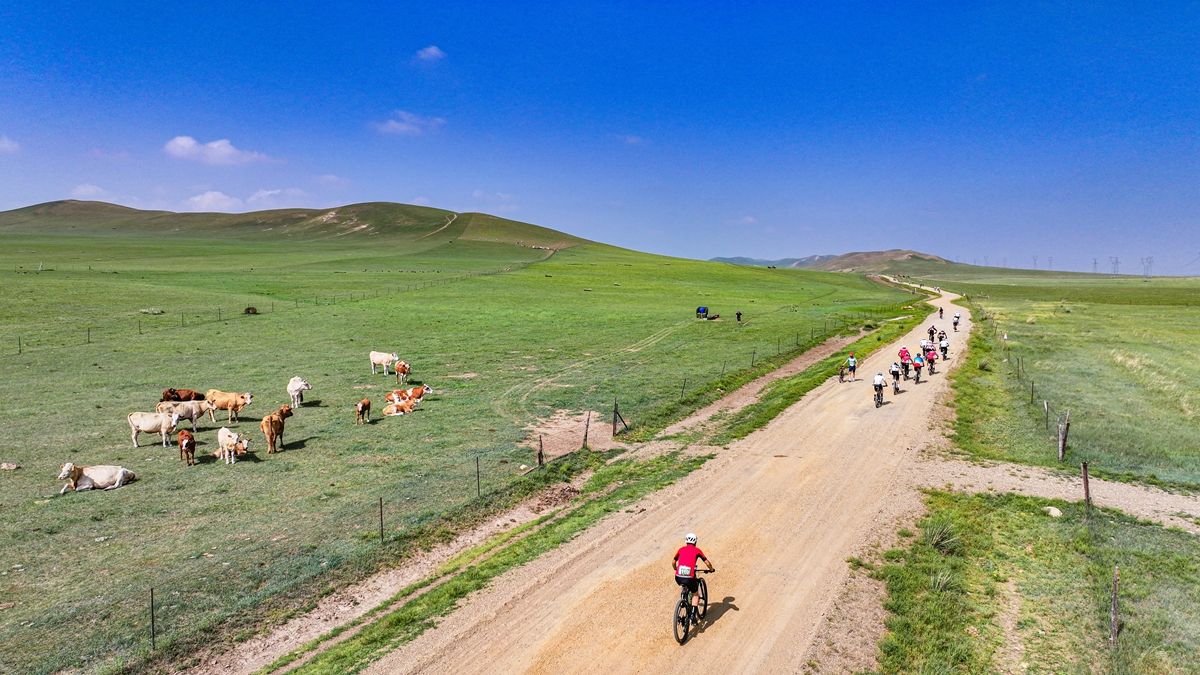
[[736, 310, 743, 323]]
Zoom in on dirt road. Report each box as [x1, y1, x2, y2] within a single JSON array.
[[365, 296, 965, 674]]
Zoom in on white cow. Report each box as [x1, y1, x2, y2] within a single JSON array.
[[155, 400, 216, 431], [58, 463, 136, 494], [370, 351, 400, 375], [287, 377, 312, 408], [127, 412, 181, 448], [216, 427, 248, 465]]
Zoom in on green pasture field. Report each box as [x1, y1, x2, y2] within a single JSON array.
[[0, 202, 910, 674], [888, 261, 1200, 489], [872, 492, 1200, 675]]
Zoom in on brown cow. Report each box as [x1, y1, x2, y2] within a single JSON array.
[[206, 390, 253, 423], [161, 388, 206, 402], [382, 399, 418, 416], [259, 405, 293, 454], [355, 399, 371, 425], [178, 429, 196, 466], [385, 384, 432, 404], [394, 360, 411, 384]]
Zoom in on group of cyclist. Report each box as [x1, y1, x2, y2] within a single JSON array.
[[868, 319, 955, 401]]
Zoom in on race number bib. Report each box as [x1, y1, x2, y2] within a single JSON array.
[[677, 565, 693, 577]]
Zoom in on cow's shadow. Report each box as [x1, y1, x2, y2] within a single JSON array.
[[300, 399, 324, 408], [282, 436, 315, 450]]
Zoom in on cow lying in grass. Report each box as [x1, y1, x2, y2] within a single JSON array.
[[58, 463, 136, 494], [216, 427, 249, 464], [287, 377, 312, 408], [369, 351, 399, 375], [206, 390, 253, 423], [385, 384, 433, 404], [127, 412, 181, 447], [161, 388, 205, 402], [382, 399, 419, 416], [155, 400, 216, 431], [260, 405, 293, 453], [355, 399, 370, 425]]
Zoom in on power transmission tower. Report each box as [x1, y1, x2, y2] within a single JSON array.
[[1110, 257, 1120, 275], [984, 256, 989, 267], [1092, 258, 1099, 273], [1033, 255, 1038, 270], [1003, 257, 1007, 268], [1140, 256, 1153, 280], [1048, 256, 1053, 271], [973, 258, 977, 266]]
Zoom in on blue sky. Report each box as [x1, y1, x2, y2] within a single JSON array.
[[1, 2, 1198, 272]]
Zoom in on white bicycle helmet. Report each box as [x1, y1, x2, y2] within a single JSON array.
[[685, 533, 698, 545]]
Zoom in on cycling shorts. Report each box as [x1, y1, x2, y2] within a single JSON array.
[[675, 575, 700, 592]]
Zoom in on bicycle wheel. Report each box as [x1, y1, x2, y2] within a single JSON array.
[[673, 599, 690, 644], [698, 578, 709, 618]]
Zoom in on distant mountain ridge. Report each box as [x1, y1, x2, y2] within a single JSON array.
[[808, 249, 949, 272], [709, 254, 836, 268], [0, 200, 589, 250]]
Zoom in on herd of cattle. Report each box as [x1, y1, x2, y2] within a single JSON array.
[[56, 351, 431, 494]]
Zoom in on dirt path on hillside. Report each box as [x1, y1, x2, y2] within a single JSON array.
[[361, 295, 969, 675]]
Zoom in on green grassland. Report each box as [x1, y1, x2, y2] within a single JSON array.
[[874, 492, 1200, 675], [0, 202, 910, 674], [883, 261, 1200, 489]]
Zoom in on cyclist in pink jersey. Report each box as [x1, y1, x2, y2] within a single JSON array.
[[673, 533, 715, 622]]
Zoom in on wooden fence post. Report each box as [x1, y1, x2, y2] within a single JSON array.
[[1058, 409, 1071, 461], [582, 411, 591, 449], [476, 456, 481, 497], [612, 400, 619, 437], [1030, 380, 1035, 404], [751, 350, 756, 367], [1044, 400, 1049, 430], [150, 587, 156, 651], [1082, 460, 1092, 515], [538, 435, 544, 467], [1110, 566, 1120, 645], [379, 497, 385, 542]]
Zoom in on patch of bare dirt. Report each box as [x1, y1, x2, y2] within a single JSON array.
[[445, 373, 478, 379], [520, 409, 626, 459]]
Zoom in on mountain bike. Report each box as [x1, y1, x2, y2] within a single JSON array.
[[914, 367, 922, 384], [892, 378, 900, 395], [673, 570, 712, 644], [874, 386, 884, 408]]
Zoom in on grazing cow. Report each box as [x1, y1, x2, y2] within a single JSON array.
[[178, 429, 196, 466], [381, 399, 418, 416], [206, 390, 253, 423], [161, 388, 206, 402], [385, 384, 433, 404], [355, 399, 371, 425], [259, 405, 293, 453], [369, 351, 400, 375], [394, 360, 411, 384], [155, 400, 216, 431], [58, 463, 136, 494], [287, 377, 312, 408], [127, 412, 181, 447], [216, 427, 249, 464]]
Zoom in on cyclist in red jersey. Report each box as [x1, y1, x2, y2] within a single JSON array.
[[673, 533, 715, 621]]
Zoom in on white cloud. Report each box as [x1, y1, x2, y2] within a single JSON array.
[[314, 174, 343, 184], [164, 136, 269, 165], [246, 187, 308, 208], [183, 190, 244, 212], [70, 184, 109, 198], [375, 111, 445, 136], [411, 197, 431, 206], [616, 135, 645, 145], [0, 136, 20, 154], [726, 215, 757, 226], [472, 189, 518, 212], [415, 45, 447, 61]]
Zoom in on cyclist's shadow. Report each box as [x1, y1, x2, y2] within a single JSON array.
[[696, 597, 740, 634]]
